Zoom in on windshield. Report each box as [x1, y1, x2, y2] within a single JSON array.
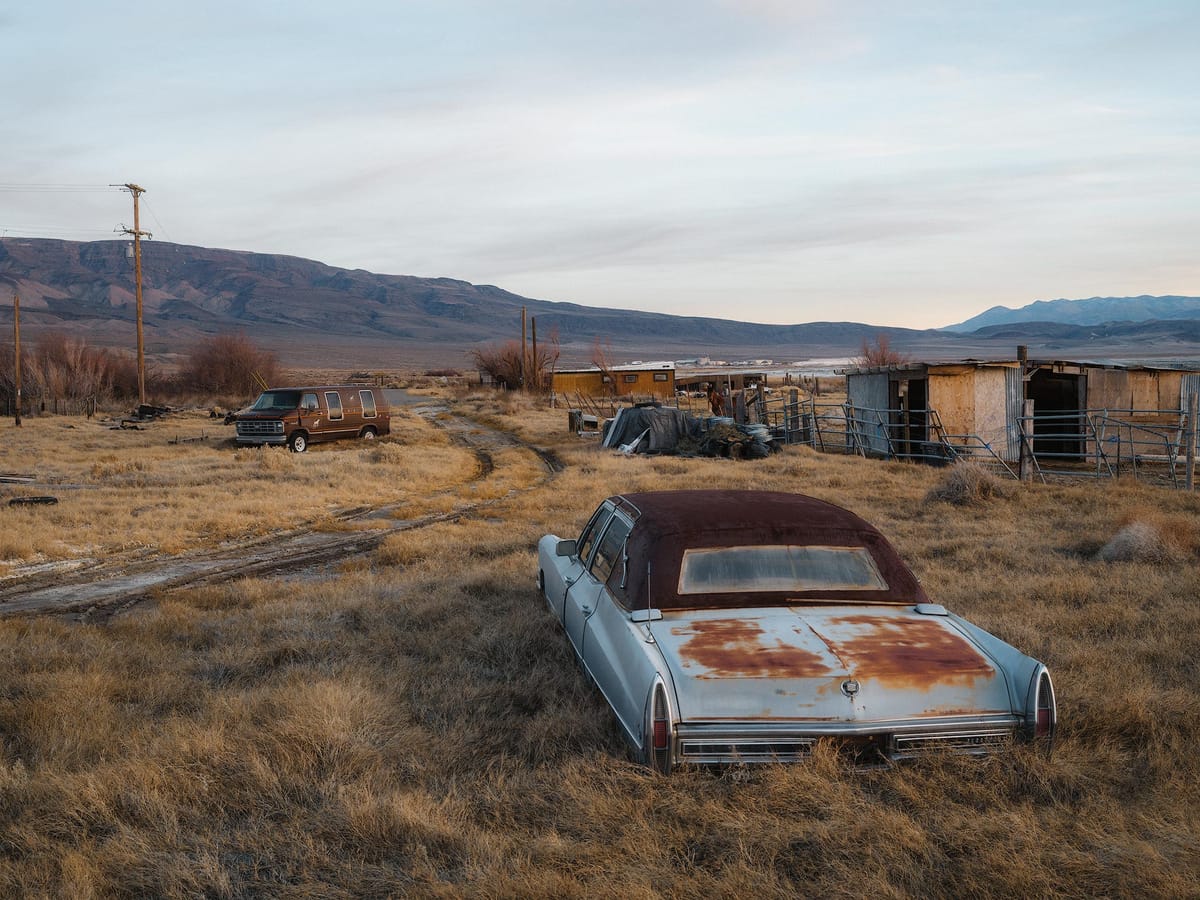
[[678, 545, 888, 595], [250, 390, 302, 411]]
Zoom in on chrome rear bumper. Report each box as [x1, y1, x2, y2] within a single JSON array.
[[674, 715, 1020, 766]]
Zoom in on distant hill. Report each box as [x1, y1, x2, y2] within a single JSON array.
[[0, 238, 946, 365], [944, 295, 1200, 332], [1, 238, 1198, 368]]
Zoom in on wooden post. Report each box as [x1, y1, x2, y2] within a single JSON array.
[[1187, 392, 1197, 492], [132, 190, 145, 406], [1019, 399, 1034, 482], [531, 317, 539, 392], [12, 292, 21, 427], [520, 306, 528, 389]]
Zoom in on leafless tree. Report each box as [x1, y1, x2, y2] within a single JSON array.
[[854, 333, 910, 368], [472, 335, 560, 392], [181, 333, 280, 396]]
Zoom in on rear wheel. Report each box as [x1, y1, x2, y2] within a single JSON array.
[[288, 432, 308, 453], [360, 426, 378, 440]]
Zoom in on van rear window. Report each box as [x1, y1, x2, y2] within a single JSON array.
[[251, 390, 301, 411], [359, 390, 377, 418]]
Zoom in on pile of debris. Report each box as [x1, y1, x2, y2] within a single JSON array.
[[115, 404, 173, 430], [601, 406, 774, 459]]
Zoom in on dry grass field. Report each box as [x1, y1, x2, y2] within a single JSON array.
[[1, 390, 1198, 898], [0, 407, 480, 566]]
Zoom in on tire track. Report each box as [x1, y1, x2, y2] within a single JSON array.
[[0, 406, 561, 622]]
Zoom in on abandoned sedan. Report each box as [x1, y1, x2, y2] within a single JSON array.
[[537, 490, 1056, 771]]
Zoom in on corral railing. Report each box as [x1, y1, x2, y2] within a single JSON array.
[[768, 398, 1188, 487], [1017, 408, 1191, 487], [587, 389, 1197, 489]]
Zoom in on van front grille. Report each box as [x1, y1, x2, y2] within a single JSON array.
[[237, 421, 284, 436]]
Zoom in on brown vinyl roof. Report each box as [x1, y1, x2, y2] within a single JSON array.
[[610, 490, 927, 610]]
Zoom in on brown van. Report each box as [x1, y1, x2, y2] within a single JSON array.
[[234, 386, 391, 452]]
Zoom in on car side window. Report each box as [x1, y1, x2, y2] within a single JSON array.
[[577, 506, 613, 567], [590, 516, 631, 585], [301, 393, 319, 412]]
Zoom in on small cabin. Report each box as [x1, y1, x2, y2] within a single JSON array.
[[552, 362, 676, 399]]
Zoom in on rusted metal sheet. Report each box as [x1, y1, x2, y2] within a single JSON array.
[[822, 614, 994, 687], [670, 618, 830, 679]]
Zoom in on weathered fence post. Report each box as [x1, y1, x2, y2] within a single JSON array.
[[788, 388, 800, 445], [1187, 392, 1197, 491], [1019, 399, 1035, 483]]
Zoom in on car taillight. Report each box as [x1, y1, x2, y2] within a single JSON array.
[[1033, 671, 1055, 745], [650, 684, 672, 773], [1036, 706, 1051, 738], [653, 717, 669, 750]]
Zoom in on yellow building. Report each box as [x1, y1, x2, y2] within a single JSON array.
[[552, 362, 676, 399]]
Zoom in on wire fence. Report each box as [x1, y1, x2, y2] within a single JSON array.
[[746, 392, 1193, 489], [565, 386, 1197, 490]]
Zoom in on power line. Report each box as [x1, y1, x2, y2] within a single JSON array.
[[140, 196, 171, 243], [0, 183, 120, 193], [0, 225, 117, 236]]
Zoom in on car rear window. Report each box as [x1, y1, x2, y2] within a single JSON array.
[[678, 545, 888, 595]]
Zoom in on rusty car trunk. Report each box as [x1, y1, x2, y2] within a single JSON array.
[[657, 605, 1011, 724]]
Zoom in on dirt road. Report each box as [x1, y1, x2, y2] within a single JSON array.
[[0, 405, 560, 622]]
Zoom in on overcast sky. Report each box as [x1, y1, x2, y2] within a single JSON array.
[[2, 0, 1197, 328]]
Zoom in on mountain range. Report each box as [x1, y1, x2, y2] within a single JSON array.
[[0, 237, 1196, 369], [944, 295, 1200, 332]]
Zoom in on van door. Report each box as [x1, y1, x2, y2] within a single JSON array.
[[322, 390, 352, 441], [358, 389, 383, 438]]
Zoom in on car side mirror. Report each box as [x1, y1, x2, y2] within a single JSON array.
[[555, 539, 577, 557]]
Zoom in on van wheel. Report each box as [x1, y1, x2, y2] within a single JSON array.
[[360, 427, 377, 440], [289, 433, 308, 453]]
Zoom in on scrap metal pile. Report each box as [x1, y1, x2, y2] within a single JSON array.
[[600, 406, 774, 459]]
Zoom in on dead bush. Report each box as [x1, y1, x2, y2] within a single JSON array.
[[924, 461, 1013, 506], [180, 333, 280, 396], [1096, 522, 1181, 564]]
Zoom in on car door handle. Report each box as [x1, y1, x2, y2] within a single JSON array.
[[581, 605, 592, 615]]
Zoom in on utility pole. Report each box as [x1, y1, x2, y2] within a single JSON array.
[[520, 306, 528, 389], [114, 183, 152, 407], [12, 294, 20, 427], [531, 317, 539, 392]]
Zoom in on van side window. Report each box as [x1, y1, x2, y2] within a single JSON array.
[[359, 390, 377, 418], [301, 393, 319, 412], [325, 392, 344, 420]]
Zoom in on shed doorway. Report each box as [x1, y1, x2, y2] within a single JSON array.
[[889, 377, 928, 458], [1027, 370, 1085, 459]]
